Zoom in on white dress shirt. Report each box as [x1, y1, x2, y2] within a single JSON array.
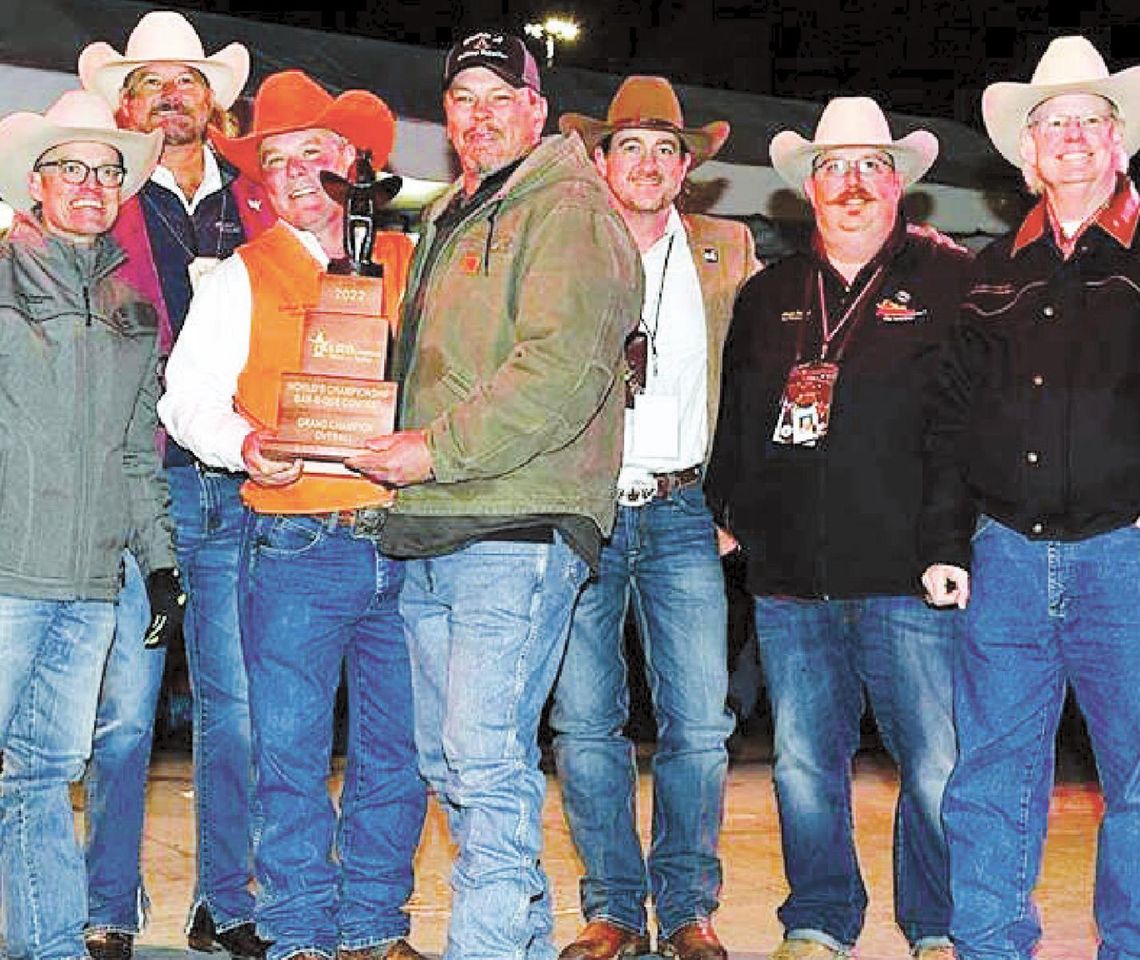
[[158, 223, 328, 472], [623, 206, 708, 476], [149, 146, 223, 213]]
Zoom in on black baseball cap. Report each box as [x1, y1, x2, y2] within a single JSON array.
[[443, 31, 541, 93]]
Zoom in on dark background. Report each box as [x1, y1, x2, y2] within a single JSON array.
[[161, 0, 1140, 129]]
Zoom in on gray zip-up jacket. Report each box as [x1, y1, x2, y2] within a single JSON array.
[[0, 213, 174, 601]]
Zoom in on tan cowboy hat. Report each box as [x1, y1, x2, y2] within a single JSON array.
[[209, 70, 397, 184], [0, 90, 162, 212], [559, 76, 729, 166], [79, 10, 249, 111], [770, 96, 938, 191], [982, 35, 1140, 167]]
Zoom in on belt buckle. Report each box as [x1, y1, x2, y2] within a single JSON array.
[[617, 476, 657, 508]]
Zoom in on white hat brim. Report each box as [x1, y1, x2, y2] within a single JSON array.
[[982, 66, 1140, 167], [0, 115, 162, 212], [78, 41, 249, 111], [770, 128, 939, 191]]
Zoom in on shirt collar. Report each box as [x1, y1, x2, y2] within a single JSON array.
[[1011, 176, 1140, 256], [149, 146, 223, 214], [280, 220, 330, 269], [644, 206, 685, 260]]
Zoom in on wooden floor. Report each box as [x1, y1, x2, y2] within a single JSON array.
[[97, 745, 1101, 960]]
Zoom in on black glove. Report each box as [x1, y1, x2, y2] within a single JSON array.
[[144, 567, 186, 649]]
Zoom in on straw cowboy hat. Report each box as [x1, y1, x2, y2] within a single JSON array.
[[0, 90, 162, 212], [79, 10, 249, 110], [769, 96, 938, 191], [559, 76, 729, 167], [209, 70, 397, 184], [982, 35, 1140, 167]]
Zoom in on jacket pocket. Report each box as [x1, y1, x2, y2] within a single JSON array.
[[440, 365, 475, 400]]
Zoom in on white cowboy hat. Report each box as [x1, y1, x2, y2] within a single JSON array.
[[78, 10, 249, 111], [769, 96, 938, 191], [982, 35, 1140, 167], [0, 90, 162, 212]]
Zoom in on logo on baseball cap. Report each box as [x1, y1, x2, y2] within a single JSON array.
[[443, 31, 541, 92]]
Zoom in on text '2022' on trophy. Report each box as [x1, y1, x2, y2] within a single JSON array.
[[261, 150, 402, 463]]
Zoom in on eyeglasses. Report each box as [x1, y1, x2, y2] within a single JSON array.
[[33, 159, 126, 188], [811, 154, 896, 179], [1028, 113, 1114, 134]]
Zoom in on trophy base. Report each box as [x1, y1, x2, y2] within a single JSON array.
[[259, 438, 373, 463], [262, 373, 397, 465]]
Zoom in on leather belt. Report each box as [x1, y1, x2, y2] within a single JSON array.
[[617, 465, 702, 507], [316, 507, 386, 536]]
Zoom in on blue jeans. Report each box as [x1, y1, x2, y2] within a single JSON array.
[[550, 486, 734, 936], [752, 594, 957, 952], [401, 534, 588, 960], [945, 519, 1140, 960], [84, 551, 165, 934], [240, 512, 425, 959], [167, 465, 256, 931], [0, 596, 117, 960]]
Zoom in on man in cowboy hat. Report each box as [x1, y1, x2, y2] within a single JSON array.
[[705, 96, 970, 960], [0, 89, 174, 960], [77, 12, 275, 957], [159, 70, 426, 960], [345, 29, 641, 960], [550, 75, 757, 960], [921, 35, 1140, 960]]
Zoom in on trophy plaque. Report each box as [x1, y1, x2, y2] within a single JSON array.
[[261, 152, 403, 463]]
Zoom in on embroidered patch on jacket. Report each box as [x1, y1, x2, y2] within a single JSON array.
[[780, 309, 807, 323], [702, 246, 719, 263], [460, 253, 481, 275], [875, 290, 927, 322]]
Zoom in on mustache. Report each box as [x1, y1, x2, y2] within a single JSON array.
[[832, 186, 876, 204], [150, 98, 191, 118]]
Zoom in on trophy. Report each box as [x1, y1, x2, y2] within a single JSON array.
[[260, 151, 403, 463]]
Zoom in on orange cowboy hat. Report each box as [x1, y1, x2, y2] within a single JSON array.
[[559, 75, 729, 167], [209, 70, 397, 183]]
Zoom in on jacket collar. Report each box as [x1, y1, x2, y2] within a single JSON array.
[[1011, 176, 1140, 256], [10, 211, 126, 281]]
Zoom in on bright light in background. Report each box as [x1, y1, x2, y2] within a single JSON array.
[[524, 17, 581, 66]]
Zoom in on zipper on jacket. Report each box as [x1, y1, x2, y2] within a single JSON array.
[[77, 279, 96, 587], [482, 203, 500, 275]]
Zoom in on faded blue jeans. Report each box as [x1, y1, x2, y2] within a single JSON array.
[[85, 551, 164, 934], [240, 512, 425, 960], [945, 519, 1140, 960], [401, 534, 588, 960], [550, 485, 734, 937], [167, 465, 256, 931], [0, 595, 117, 960], [752, 594, 957, 953]]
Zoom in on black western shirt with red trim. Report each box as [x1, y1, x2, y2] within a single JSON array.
[[706, 218, 972, 598], [921, 179, 1140, 571]]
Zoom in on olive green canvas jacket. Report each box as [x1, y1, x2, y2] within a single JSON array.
[[389, 134, 643, 539]]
